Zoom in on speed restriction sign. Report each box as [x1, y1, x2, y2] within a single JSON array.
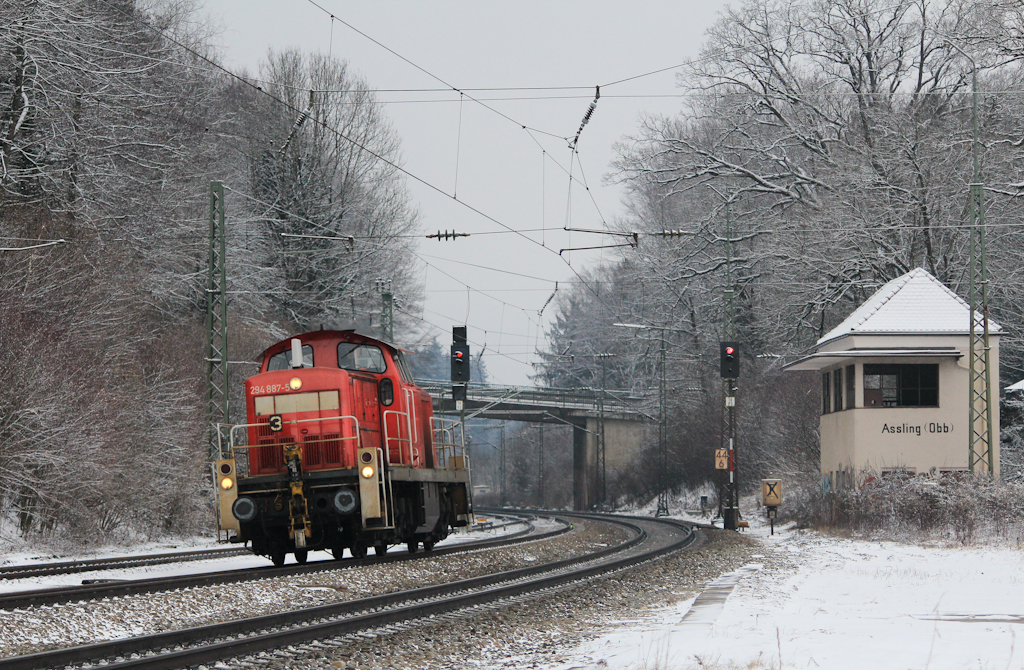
[[715, 449, 729, 469]]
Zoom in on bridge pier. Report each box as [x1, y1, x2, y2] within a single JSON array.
[[572, 417, 649, 510], [572, 421, 594, 510]]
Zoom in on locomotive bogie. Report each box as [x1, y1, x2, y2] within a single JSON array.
[[213, 330, 472, 564]]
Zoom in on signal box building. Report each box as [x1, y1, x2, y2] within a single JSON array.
[[784, 268, 1001, 489]]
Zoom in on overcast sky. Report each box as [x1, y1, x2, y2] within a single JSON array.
[[202, 0, 732, 385]]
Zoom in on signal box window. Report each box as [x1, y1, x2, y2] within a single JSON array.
[[863, 364, 938, 408], [833, 367, 843, 412], [846, 364, 855, 409], [821, 371, 831, 415], [337, 343, 387, 373], [267, 345, 313, 371]]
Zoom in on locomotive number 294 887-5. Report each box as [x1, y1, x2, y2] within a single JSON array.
[[250, 384, 290, 395]]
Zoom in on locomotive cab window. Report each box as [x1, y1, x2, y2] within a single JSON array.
[[337, 343, 387, 373], [863, 364, 938, 408], [393, 350, 413, 382], [267, 345, 313, 371]]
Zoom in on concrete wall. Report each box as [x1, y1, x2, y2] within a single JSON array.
[[818, 334, 1000, 481], [573, 416, 648, 510]]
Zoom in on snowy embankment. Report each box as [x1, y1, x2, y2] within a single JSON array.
[[559, 517, 1024, 670]]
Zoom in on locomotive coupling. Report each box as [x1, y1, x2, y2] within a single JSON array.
[[283, 443, 311, 546]]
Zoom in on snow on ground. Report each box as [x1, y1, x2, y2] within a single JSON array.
[[551, 517, 1024, 670]]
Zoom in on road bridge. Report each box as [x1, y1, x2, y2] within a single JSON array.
[[416, 381, 653, 510]]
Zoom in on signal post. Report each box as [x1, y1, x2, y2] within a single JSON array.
[[719, 342, 740, 530]]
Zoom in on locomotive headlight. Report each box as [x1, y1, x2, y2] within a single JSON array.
[[220, 477, 234, 490], [361, 465, 375, 479], [288, 377, 302, 391]]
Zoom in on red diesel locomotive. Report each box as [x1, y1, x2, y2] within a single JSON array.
[[214, 329, 471, 565]]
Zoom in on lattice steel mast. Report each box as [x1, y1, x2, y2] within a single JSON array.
[[206, 181, 229, 460], [376, 278, 394, 342], [948, 44, 995, 475]]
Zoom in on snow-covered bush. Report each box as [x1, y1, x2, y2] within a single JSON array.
[[787, 472, 1024, 545]]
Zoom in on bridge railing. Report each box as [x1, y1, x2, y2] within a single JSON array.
[[414, 379, 646, 415]]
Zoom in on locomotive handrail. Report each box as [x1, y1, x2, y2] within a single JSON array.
[[404, 387, 419, 445], [430, 416, 468, 470], [382, 410, 414, 466], [218, 415, 362, 459]]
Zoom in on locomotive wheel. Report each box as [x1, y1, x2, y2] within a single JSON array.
[[350, 544, 367, 559], [407, 540, 419, 554], [373, 542, 388, 556], [422, 540, 434, 552], [271, 549, 286, 567], [294, 549, 308, 565]]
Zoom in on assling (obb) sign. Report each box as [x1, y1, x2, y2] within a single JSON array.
[[880, 422, 953, 436]]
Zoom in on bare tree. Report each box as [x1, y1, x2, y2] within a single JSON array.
[[537, 0, 1024, 498], [221, 50, 422, 335], [0, 0, 223, 543]]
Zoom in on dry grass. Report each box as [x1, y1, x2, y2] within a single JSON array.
[[786, 472, 1024, 546]]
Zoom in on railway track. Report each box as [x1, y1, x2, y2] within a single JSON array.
[[0, 516, 527, 584], [0, 547, 251, 581], [0, 512, 695, 670], [0, 513, 548, 610]]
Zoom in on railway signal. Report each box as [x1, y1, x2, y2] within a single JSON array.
[[720, 341, 740, 378], [451, 326, 471, 383]]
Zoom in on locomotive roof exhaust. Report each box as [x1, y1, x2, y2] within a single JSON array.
[[291, 338, 303, 369]]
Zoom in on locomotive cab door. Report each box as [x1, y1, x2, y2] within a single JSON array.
[[351, 376, 381, 452]]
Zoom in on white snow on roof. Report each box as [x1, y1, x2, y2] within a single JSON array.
[[1006, 378, 1024, 393], [817, 268, 1002, 346]]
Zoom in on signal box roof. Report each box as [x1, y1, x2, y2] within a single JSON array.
[[817, 268, 1002, 347]]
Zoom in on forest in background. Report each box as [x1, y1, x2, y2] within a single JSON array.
[[5, 0, 1024, 543], [0, 0, 428, 544], [524, 0, 1024, 508]]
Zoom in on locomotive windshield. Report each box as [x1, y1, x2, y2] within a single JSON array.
[[337, 343, 387, 373], [267, 344, 314, 371], [393, 351, 413, 381]]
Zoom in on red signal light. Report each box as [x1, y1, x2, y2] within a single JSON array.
[[455, 351, 463, 358], [725, 347, 735, 355]]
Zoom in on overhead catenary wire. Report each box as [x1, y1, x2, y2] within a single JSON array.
[[218, 187, 553, 357], [295, 0, 626, 263], [302, 0, 568, 141], [293, 0, 647, 314], [224, 182, 577, 345], [399, 308, 539, 374], [94, 0, 991, 377]]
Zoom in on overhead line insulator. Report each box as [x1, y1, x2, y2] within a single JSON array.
[[426, 230, 471, 241], [568, 85, 601, 150], [651, 229, 696, 237]]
